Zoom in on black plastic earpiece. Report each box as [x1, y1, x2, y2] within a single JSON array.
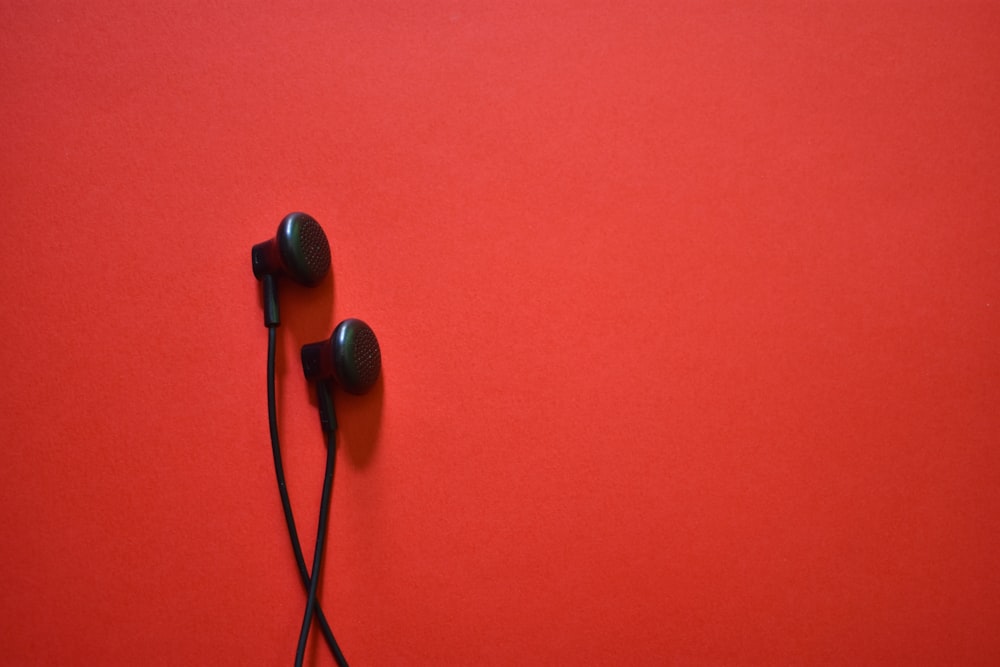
[[295, 318, 380, 665], [252, 212, 331, 327], [301, 318, 382, 395], [252, 212, 331, 286]]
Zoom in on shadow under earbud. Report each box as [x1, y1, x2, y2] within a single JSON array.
[[333, 372, 384, 469], [283, 273, 336, 353]]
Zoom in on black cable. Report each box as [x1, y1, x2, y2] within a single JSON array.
[[295, 427, 336, 667], [267, 325, 349, 667]]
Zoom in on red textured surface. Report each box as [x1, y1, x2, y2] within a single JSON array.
[[2, 2, 999, 665]]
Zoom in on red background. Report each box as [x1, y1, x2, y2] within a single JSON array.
[[2, 2, 999, 665]]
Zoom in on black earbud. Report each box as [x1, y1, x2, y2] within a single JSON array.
[[252, 212, 331, 327], [301, 318, 382, 395], [252, 212, 331, 286], [295, 318, 380, 666]]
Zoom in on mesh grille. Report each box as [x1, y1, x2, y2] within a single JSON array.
[[352, 324, 382, 390], [298, 217, 331, 281]]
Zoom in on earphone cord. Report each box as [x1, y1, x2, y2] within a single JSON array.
[[295, 427, 336, 667], [267, 325, 349, 667]]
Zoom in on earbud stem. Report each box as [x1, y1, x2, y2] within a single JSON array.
[[316, 381, 338, 436], [262, 273, 280, 327], [300, 341, 328, 380]]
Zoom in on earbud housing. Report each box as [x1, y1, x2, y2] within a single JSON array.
[[301, 319, 382, 395], [252, 212, 331, 286]]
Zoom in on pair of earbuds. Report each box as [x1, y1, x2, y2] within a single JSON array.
[[252, 212, 378, 667], [253, 211, 382, 396]]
